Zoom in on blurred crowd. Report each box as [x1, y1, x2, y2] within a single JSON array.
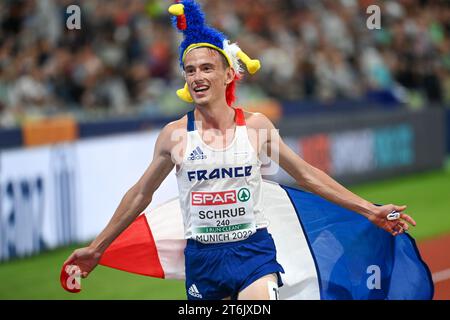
[[0, 0, 449, 128]]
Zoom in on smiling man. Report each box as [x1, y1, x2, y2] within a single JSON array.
[[63, 0, 416, 300]]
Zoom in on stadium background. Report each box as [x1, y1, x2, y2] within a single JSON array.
[[0, 0, 449, 299]]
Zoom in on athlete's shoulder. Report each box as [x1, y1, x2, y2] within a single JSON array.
[[166, 114, 188, 130], [156, 115, 188, 153], [159, 115, 188, 136], [241, 109, 276, 130]]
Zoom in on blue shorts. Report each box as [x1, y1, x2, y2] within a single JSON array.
[[184, 228, 285, 300]]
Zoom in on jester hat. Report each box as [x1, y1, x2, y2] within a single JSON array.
[[168, 0, 261, 104]]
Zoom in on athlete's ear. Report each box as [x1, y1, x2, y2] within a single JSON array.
[[224, 67, 235, 86]]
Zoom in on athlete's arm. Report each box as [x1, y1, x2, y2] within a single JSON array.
[[250, 113, 416, 236], [64, 123, 177, 277]]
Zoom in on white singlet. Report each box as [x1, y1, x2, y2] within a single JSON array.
[[175, 108, 269, 244]]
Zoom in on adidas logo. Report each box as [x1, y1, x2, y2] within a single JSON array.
[[188, 284, 203, 298], [187, 146, 207, 161]]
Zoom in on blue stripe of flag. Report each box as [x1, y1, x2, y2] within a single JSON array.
[[281, 185, 434, 300]]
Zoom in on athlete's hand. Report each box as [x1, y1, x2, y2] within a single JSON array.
[[63, 247, 102, 278], [367, 204, 416, 236]]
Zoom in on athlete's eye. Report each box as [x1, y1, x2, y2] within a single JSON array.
[[185, 68, 195, 75]]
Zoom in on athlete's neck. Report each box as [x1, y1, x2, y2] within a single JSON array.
[[194, 104, 235, 133]]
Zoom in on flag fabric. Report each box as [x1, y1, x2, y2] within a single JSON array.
[[99, 180, 434, 300]]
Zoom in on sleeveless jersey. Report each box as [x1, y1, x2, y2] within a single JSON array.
[[175, 108, 269, 244]]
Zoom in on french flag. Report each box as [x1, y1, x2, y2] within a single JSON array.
[[98, 180, 434, 300]]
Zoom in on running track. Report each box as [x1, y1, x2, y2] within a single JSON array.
[[418, 233, 450, 300]]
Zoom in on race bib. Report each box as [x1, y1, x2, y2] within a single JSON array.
[[190, 187, 256, 243]]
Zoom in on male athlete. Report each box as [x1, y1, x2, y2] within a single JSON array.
[[64, 0, 416, 300]]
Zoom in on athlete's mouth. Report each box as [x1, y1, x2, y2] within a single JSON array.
[[193, 85, 210, 93]]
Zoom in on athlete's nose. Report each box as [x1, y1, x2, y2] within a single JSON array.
[[192, 69, 204, 82], [191, 75, 207, 89]]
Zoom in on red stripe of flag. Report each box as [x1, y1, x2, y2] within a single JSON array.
[[99, 215, 165, 278]]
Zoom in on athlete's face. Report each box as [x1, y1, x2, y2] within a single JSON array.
[[184, 47, 234, 106]]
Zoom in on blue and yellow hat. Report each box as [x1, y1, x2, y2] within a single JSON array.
[[168, 0, 261, 103]]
